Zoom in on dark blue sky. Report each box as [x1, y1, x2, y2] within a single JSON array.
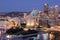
[[0, 0, 60, 12]]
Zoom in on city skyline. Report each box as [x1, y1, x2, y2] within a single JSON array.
[[0, 0, 60, 12]]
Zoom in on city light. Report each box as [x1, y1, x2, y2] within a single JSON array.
[[31, 21, 35, 26], [0, 3, 60, 40], [26, 22, 30, 26], [23, 28, 28, 31], [26, 22, 34, 26], [6, 35, 12, 38]]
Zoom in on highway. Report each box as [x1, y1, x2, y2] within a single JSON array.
[[41, 26, 60, 32]]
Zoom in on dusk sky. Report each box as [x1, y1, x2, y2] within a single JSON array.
[[0, 0, 60, 12]]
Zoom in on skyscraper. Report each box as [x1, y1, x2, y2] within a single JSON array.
[[54, 5, 58, 17], [44, 4, 49, 14]]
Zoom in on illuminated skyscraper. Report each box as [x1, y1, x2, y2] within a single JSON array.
[[54, 5, 58, 17], [44, 4, 49, 14]]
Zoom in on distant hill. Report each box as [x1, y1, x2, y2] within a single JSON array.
[[0, 12, 6, 15], [0, 12, 7, 17], [5, 12, 30, 17]]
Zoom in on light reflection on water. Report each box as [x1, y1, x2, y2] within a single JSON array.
[[0, 30, 49, 40], [42, 33, 48, 40]]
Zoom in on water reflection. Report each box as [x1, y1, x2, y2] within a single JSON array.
[[0, 29, 50, 40], [0, 31, 2, 36], [42, 33, 48, 40]]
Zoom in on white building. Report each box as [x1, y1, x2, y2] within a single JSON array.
[[23, 10, 40, 28]]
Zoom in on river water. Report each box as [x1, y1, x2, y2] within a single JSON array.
[[0, 29, 49, 40]]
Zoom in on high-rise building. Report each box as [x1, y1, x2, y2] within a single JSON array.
[[44, 4, 49, 14], [54, 5, 58, 17], [49, 7, 55, 19], [54, 5, 59, 25], [54, 5, 58, 11]]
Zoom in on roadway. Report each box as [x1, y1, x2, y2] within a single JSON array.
[[41, 26, 60, 32]]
